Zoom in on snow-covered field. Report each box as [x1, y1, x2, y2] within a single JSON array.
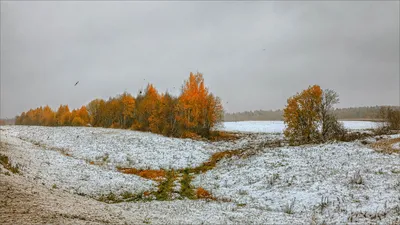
[[2, 126, 242, 170], [220, 121, 379, 133], [193, 142, 400, 223], [0, 131, 156, 198], [1, 124, 399, 224]]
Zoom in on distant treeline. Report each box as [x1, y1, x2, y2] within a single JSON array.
[[0, 118, 15, 125], [224, 106, 400, 122]]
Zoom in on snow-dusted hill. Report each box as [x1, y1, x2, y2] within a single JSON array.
[[2, 126, 243, 170], [1, 125, 399, 224]]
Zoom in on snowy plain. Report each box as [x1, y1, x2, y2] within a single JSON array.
[[220, 120, 379, 133], [1, 122, 399, 224]]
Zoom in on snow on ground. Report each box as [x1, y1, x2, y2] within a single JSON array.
[[193, 141, 400, 224], [220, 121, 379, 133], [1, 125, 400, 224], [0, 132, 156, 197], [2, 126, 244, 170]]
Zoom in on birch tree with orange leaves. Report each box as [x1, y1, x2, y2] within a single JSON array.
[[176, 72, 223, 138], [56, 105, 71, 126], [120, 92, 135, 128], [41, 105, 56, 126], [283, 85, 323, 144], [132, 84, 160, 131]]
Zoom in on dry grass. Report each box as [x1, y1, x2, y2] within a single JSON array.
[[209, 131, 240, 142], [117, 167, 166, 181], [187, 149, 243, 174], [371, 137, 400, 154]]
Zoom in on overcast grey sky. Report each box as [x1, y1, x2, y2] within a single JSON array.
[[1, 1, 399, 118]]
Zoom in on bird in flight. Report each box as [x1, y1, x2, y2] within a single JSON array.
[[74, 81, 79, 86]]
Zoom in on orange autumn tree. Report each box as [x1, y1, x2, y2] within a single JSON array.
[[132, 84, 160, 131], [120, 92, 135, 128], [157, 92, 179, 136], [87, 99, 106, 127], [71, 106, 90, 126], [283, 85, 323, 144], [56, 105, 71, 126], [176, 72, 223, 138], [41, 105, 56, 126], [105, 97, 123, 128], [77, 106, 90, 125]]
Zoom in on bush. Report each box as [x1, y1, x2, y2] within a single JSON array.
[[322, 117, 347, 141]]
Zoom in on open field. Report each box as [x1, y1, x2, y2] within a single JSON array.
[[1, 123, 400, 224]]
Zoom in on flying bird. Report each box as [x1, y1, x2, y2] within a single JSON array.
[[74, 81, 79, 86]]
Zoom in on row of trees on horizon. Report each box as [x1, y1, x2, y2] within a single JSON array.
[[224, 106, 398, 122], [14, 72, 224, 139]]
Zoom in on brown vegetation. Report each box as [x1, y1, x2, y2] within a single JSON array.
[[187, 149, 243, 174], [378, 107, 400, 131], [117, 168, 166, 181], [371, 138, 400, 154], [208, 131, 240, 142]]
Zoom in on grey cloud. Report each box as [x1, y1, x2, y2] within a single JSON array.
[[1, 1, 399, 118]]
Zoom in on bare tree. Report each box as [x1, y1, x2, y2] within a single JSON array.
[[378, 106, 400, 131], [319, 89, 345, 141]]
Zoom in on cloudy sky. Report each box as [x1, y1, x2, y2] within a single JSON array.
[[1, 1, 399, 118]]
